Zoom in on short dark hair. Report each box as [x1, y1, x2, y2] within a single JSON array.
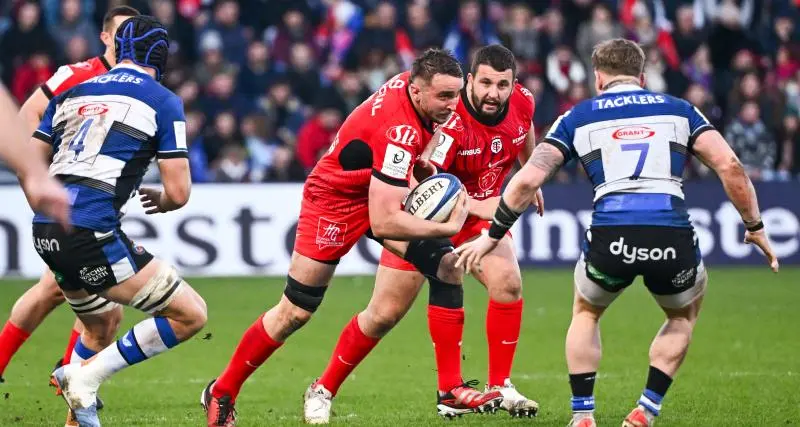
[[471, 44, 516, 78], [591, 38, 645, 77], [103, 6, 140, 32], [410, 48, 463, 84]]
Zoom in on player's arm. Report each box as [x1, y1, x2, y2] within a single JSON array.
[[18, 87, 50, 134], [693, 129, 778, 271], [368, 175, 467, 239], [140, 97, 191, 214]]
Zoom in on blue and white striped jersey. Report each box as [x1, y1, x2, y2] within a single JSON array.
[[32, 64, 187, 231], [543, 84, 714, 228]]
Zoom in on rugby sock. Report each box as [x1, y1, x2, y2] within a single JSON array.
[[637, 366, 673, 416], [428, 305, 465, 392], [62, 328, 81, 364], [569, 372, 597, 413], [317, 315, 380, 395], [70, 337, 98, 364], [0, 321, 30, 378], [213, 314, 282, 401], [486, 298, 523, 387], [79, 317, 178, 386]]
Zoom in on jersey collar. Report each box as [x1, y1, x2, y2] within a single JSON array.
[[113, 63, 150, 75], [98, 55, 112, 71], [460, 86, 509, 127], [602, 83, 644, 94]]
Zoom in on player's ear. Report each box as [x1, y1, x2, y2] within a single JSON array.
[[466, 73, 474, 85], [100, 31, 112, 48], [594, 70, 603, 94]]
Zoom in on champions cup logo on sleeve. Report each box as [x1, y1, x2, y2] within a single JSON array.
[[316, 218, 348, 249]]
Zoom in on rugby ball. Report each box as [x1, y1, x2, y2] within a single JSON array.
[[404, 173, 463, 222]]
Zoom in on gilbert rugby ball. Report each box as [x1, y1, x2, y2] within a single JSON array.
[[404, 173, 462, 222]]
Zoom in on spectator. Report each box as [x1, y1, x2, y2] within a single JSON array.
[[546, 44, 586, 95], [406, 2, 442, 52], [258, 79, 306, 147], [193, 30, 237, 87], [0, 1, 55, 85], [241, 113, 294, 182], [204, 111, 241, 165], [238, 41, 282, 101], [42, 0, 94, 28], [727, 71, 785, 132], [625, 2, 658, 48], [671, 4, 706, 61], [176, 79, 201, 111], [151, 0, 197, 64], [315, 0, 362, 71], [644, 47, 668, 93], [199, 0, 249, 66], [11, 51, 52, 102], [558, 82, 589, 115], [185, 110, 211, 183], [760, 12, 798, 55], [777, 114, 798, 180], [538, 8, 568, 60], [685, 83, 724, 130], [499, 3, 540, 64], [576, 3, 622, 71], [295, 104, 343, 172], [200, 72, 255, 121], [681, 44, 713, 93], [524, 74, 557, 131], [785, 69, 800, 116], [348, 1, 414, 69], [287, 42, 322, 106], [316, 69, 371, 118], [48, 0, 101, 60], [725, 102, 777, 181], [265, 8, 316, 69], [213, 144, 251, 183], [64, 35, 91, 66], [443, 0, 500, 64], [775, 45, 799, 86]]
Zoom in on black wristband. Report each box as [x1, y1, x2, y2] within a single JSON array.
[[488, 197, 522, 239], [746, 220, 764, 232]]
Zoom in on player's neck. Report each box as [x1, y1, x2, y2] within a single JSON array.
[[102, 50, 115, 68], [598, 77, 641, 94]]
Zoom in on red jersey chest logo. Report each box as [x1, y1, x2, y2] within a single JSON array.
[[479, 167, 503, 192], [490, 136, 503, 154]]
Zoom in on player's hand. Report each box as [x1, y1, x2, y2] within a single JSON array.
[[532, 188, 545, 216], [443, 190, 469, 236], [744, 229, 779, 272], [22, 175, 71, 231], [413, 158, 437, 183], [454, 230, 499, 274], [139, 187, 166, 214]]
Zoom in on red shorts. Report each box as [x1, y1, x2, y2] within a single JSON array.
[[294, 196, 372, 263], [379, 215, 509, 271]]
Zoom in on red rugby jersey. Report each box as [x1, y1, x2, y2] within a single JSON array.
[[41, 56, 112, 99]]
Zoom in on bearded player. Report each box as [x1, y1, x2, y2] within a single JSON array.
[[302, 45, 544, 423], [201, 49, 493, 427], [0, 6, 142, 393]]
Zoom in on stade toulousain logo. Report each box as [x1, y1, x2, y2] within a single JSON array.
[[78, 103, 109, 116], [385, 125, 419, 146], [612, 126, 655, 140]]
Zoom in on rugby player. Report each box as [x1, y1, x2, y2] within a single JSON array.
[[303, 45, 543, 424], [455, 38, 779, 427], [0, 6, 141, 389], [33, 16, 207, 427], [201, 49, 475, 427]]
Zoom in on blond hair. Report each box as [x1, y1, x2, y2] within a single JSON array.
[[591, 38, 646, 77]]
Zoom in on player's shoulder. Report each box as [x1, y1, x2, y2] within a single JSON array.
[[512, 82, 535, 108]]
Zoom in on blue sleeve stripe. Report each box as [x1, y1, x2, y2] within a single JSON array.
[[690, 124, 715, 137]]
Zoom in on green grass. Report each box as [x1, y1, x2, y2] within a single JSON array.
[[1, 268, 798, 426]]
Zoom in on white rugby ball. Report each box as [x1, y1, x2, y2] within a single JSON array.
[[404, 173, 462, 223]]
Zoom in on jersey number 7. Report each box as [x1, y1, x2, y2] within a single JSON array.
[[620, 143, 649, 180]]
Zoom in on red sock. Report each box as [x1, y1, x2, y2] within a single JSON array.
[[318, 315, 380, 395], [62, 329, 80, 364], [0, 322, 31, 377], [486, 298, 523, 387], [212, 314, 283, 401], [428, 305, 464, 392]]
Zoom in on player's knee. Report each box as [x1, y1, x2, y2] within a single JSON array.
[[364, 305, 404, 336], [429, 279, 463, 309], [404, 238, 460, 282], [283, 275, 328, 313], [488, 269, 522, 302], [34, 278, 65, 305]]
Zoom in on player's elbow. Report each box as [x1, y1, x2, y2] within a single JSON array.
[[716, 155, 747, 180], [165, 183, 191, 208], [369, 219, 391, 240]]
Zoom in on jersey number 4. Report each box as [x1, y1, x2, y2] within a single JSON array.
[[68, 118, 94, 161]]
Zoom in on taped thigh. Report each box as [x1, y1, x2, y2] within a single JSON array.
[[130, 263, 185, 315], [66, 294, 120, 316]]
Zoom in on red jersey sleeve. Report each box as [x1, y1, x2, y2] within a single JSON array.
[[370, 122, 421, 187], [41, 58, 110, 99], [518, 84, 536, 125], [429, 112, 465, 171]]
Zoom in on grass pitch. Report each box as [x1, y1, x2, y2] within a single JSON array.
[[0, 267, 798, 426]]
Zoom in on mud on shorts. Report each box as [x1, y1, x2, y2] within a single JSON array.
[[32, 223, 153, 295], [575, 225, 707, 309]]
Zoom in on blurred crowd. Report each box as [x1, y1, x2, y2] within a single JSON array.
[[1, 0, 799, 184]]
